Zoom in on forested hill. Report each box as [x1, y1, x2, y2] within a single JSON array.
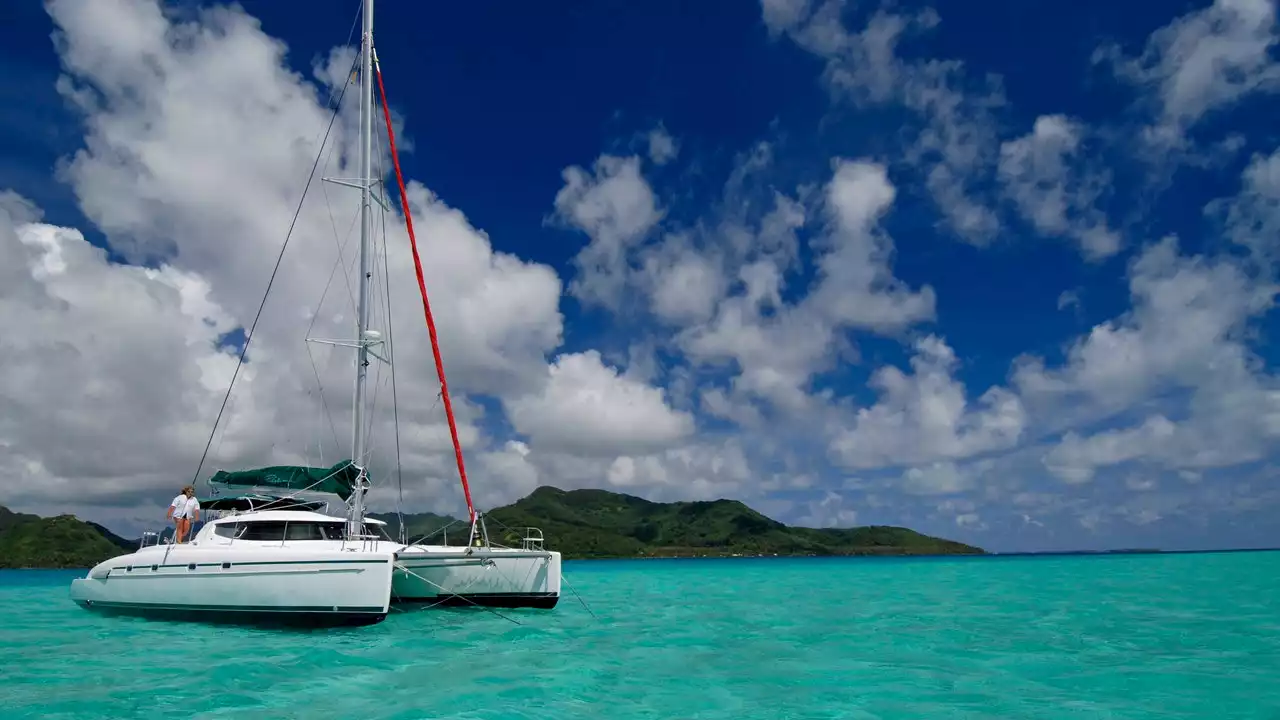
[[374, 486, 986, 559], [0, 506, 128, 569]]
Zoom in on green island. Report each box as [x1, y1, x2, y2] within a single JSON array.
[[0, 486, 983, 569], [376, 486, 986, 559], [0, 506, 135, 569]]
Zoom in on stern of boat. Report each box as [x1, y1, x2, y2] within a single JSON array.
[[393, 535, 563, 609]]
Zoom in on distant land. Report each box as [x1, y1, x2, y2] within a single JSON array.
[[0, 506, 133, 570], [0, 486, 983, 568], [372, 486, 987, 559]]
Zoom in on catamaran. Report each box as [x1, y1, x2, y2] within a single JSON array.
[[69, 0, 561, 625]]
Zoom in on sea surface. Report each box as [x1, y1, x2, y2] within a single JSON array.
[[2, 552, 1279, 719]]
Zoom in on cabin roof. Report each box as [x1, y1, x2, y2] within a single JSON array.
[[206, 510, 388, 525]]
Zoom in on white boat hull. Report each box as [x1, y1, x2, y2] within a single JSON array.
[[392, 546, 561, 609], [70, 544, 395, 627]]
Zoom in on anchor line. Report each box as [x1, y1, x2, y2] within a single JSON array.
[[393, 563, 522, 626]]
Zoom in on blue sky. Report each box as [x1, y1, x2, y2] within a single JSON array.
[[0, 0, 1277, 552]]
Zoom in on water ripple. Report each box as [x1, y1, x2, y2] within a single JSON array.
[[2, 554, 1278, 719]]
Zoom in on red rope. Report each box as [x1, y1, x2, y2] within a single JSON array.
[[372, 54, 476, 525]]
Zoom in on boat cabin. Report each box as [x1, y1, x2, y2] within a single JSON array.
[[190, 510, 391, 545]]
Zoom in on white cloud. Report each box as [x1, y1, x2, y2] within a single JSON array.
[[48, 0, 570, 396], [1057, 289, 1082, 312], [639, 233, 727, 325], [830, 336, 1025, 469], [0, 201, 249, 506], [1014, 236, 1277, 423], [1126, 475, 1158, 492], [760, 0, 812, 37], [829, 148, 1280, 505], [504, 350, 695, 456], [0, 0, 736, 525], [901, 462, 975, 496], [810, 161, 937, 330], [1097, 0, 1280, 136], [605, 439, 750, 497], [1043, 416, 1178, 484], [524, 437, 753, 503], [998, 115, 1121, 260], [473, 441, 540, 509], [795, 490, 859, 528], [1024, 229, 1279, 484], [764, 2, 1002, 244], [554, 155, 662, 310], [647, 124, 679, 166], [1041, 369, 1280, 484], [6, 0, 1280, 545], [1214, 146, 1280, 266], [679, 160, 935, 413]]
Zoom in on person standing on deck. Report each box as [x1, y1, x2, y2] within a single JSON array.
[[166, 486, 200, 544]]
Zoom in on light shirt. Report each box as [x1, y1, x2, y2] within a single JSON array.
[[170, 494, 199, 520]]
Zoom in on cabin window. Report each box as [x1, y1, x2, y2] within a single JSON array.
[[317, 522, 347, 540], [285, 522, 324, 541], [235, 521, 288, 542], [282, 522, 348, 540], [213, 520, 347, 542]]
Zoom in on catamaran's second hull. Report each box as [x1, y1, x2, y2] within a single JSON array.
[[69, 545, 396, 627], [392, 546, 561, 609]]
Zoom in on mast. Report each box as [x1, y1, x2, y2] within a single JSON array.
[[349, 0, 375, 536]]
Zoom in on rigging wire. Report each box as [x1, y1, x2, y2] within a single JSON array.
[[300, 1, 367, 469], [319, 128, 361, 315], [190, 44, 362, 488], [371, 106, 408, 542], [304, 206, 362, 458], [372, 49, 479, 526]]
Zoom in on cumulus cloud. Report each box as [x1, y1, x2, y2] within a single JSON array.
[[504, 350, 695, 456], [998, 115, 1121, 260], [901, 462, 977, 496], [829, 336, 1025, 469], [1096, 0, 1280, 141], [795, 490, 859, 528], [1022, 232, 1279, 485], [1043, 416, 1179, 484], [1214, 146, 1280, 266], [1013, 237, 1277, 422], [639, 233, 728, 325], [763, 1, 1002, 244], [554, 155, 663, 310], [0, 0, 727, 530], [0, 199, 247, 507], [678, 160, 935, 413]]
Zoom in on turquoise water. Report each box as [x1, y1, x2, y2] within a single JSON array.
[[2, 553, 1279, 719]]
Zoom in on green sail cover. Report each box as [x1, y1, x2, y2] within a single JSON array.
[[209, 460, 362, 501], [196, 494, 330, 513]]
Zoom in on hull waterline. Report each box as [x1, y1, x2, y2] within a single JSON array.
[[69, 595, 387, 627], [69, 540, 396, 627]]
